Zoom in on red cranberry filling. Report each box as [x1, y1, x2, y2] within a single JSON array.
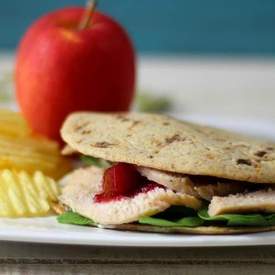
[[94, 163, 163, 203]]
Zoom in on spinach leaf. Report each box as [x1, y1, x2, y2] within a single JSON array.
[[140, 208, 275, 228], [80, 155, 110, 168], [198, 208, 272, 227], [58, 209, 275, 229], [57, 211, 95, 226], [266, 214, 275, 225], [139, 217, 177, 227], [154, 205, 197, 220], [139, 216, 204, 227]]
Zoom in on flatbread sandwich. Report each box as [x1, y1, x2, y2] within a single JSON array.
[[56, 112, 275, 234]]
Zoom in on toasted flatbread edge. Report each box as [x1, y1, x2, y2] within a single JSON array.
[[101, 223, 275, 235]]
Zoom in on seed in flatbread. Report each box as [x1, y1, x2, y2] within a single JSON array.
[[236, 159, 252, 166]]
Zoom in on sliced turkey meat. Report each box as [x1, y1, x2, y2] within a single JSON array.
[[137, 166, 197, 195], [59, 166, 201, 225], [137, 166, 247, 201], [192, 179, 249, 201], [208, 188, 275, 216]]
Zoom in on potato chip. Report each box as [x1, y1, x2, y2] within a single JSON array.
[[0, 109, 30, 138], [0, 109, 71, 179], [0, 170, 60, 217]]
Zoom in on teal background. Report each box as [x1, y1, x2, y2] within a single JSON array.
[[1, 0, 275, 55]]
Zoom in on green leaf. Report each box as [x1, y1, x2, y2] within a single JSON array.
[[177, 217, 204, 227], [139, 216, 204, 227], [57, 209, 275, 229], [198, 208, 271, 227], [136, 93, 172, 113], [57, 211, 95, 226], [80, 155, 110, 168], [154, 205, 197, 221], [139, 217, 177, 227], [157, 205, 197, 216], [266, 214, 275, 225], [139, 206, 203, 227]]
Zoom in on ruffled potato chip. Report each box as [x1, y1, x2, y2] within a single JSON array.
[[0, 170, 60, 217], [0, 109, 71, 179]]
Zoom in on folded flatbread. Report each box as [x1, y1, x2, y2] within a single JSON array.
[[57, 112, 275, 234]]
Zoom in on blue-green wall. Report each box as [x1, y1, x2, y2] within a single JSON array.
[[1, 0, 275, 55]]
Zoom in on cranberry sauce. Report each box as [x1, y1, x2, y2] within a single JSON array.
[[94, 163, 164, 203]]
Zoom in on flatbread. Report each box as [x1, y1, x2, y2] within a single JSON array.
[[61, 112, 275, 184], [103, 223, 275, 235]]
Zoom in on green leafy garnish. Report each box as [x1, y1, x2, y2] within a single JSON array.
[[139, 217, 177, 227], [153, 205, 197, 220], [57, 208, 275, 229], [80, 155, 110, 168], [136, 93, 172, 113], [265, 214, 275, 225], [139, 206, 204, 227], [57, 211, 95, 226], [198, 208, 275, 227], [139, 216, 204, 227], [158, 205, 196, 216]]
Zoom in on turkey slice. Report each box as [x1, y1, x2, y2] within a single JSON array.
[[59, 166, 201, 225], [208, 188, 275, 216], [137, 166, 247, 201]]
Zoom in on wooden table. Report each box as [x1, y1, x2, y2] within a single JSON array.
[[1, 242, 275, 274], [1, 53, 275, 274]]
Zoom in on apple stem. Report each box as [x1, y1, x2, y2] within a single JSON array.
[[78, 0, 98, 30]]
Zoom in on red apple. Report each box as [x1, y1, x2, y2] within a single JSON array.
[[16, 6, 136, 141]]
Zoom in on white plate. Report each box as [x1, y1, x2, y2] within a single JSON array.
[[0, 114, 275, 247], [1, 216, 275, 247]]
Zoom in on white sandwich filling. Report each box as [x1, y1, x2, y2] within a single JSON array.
[[59, 166, 201, 225], [59, 165, 275, 225]]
